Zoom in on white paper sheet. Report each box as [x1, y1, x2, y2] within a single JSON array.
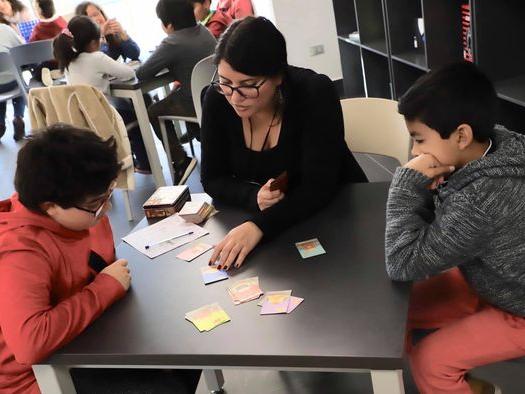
[[122, 214, 209, 258]]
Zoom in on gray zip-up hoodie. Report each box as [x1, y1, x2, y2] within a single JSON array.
[[385, 126, 525, 316]]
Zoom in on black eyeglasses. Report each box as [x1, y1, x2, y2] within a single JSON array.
[[74, 182, 116, 219], [211, 79, 267, 99]]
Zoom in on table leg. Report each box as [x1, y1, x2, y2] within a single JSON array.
[[203, 369, 225, 393], [371, 370, 405, 394], [33, 365, 76, 394], [128, 90, 166, 187]]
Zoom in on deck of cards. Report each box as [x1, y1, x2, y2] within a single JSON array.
[[179, 201, 217, 224], [176, 242, 213, 262], [227, 277, 263, 305], [258, 290, 304, 315], [200, 266, 229, 285], [295, 238, 326, 259], [185, 303, 230, 332]]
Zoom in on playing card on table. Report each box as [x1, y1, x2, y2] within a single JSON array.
[[295, 238, 326, 259], [177, 243, 213, 262], [227, 277, 263, 305], [286, 296, 304, 313], [260, 290, 292, 315], [185, 303, 230, 332], [200, 266, 229, 285]]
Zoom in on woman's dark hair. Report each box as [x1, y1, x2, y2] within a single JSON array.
[[214, 16, 288, 77], [155, 0, 196, 30], [7, 0, 24, 14], [398, 62, 497, 142], [75, 1, 107, 20], [53, 15, 100, 72], [36, 0, 56, 19], [15, 123, 121, 213], [0, 14, 10, 25]]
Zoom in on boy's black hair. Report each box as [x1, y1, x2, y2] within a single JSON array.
[[214, 16, 288, 77], [398, 62, 497, 142], [53, 15, 100, 72], [15, 124, 121, 213], [36, 0, 55, 19], [155, 0, 196, 30]]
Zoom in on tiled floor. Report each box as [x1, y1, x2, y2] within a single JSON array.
[[1, 118, 523, 393]]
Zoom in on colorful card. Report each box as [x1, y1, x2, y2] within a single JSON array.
[[286, 296, 304, 313], [177, 243, 213, 262], [227, 277, 263, 305], [200, 266, 229, 285], [295, 238, 326, 259], [185, 303, 230, 332], [260, 290, 292, 315]]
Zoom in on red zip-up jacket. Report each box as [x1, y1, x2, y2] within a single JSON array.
[[0, 194, 126, 394]]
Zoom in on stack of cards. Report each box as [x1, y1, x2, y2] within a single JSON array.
[[179, 201, 217, 224], [227, 277, 263, 305], [295, 238, 326, 259], [200, 266, 229, 285], [185, 303, 230, 332], [176, 243, 213, 262], [258, 291, 304, 315]]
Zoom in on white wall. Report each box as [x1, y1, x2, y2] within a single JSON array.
[[253, 0, 342, 81]]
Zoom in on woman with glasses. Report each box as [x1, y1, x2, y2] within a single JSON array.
[[202, 16, 367, 271]]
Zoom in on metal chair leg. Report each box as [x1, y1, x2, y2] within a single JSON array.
[[159, 118, 175, 184]]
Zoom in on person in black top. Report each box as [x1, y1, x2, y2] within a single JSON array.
[[202, 16, 367, 270]]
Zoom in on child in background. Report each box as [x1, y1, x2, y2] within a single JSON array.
[[191, 0, 232, 38], [54, 16, 151, 173], [136, 0, 216, 184], [29, 0, 66, 42], [216, 0, 253, 19], [0, 17, 25, 141], [385, 62, 525, 393]]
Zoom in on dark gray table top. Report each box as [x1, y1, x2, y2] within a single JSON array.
[[46, 182, 409, 370]]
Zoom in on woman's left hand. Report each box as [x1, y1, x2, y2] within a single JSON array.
[[209, 221, 263, 270]]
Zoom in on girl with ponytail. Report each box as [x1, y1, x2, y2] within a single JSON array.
[[53, 16, 151, 173]]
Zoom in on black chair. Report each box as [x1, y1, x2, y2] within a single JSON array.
[[9, 39, 54, 99]]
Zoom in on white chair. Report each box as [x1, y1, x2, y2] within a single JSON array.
[[158, 54, 216, 184], [28, 85, 136, 221], [341, 98, 411, 169]]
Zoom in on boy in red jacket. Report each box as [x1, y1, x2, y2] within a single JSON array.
[[0, 124, 130, 394]]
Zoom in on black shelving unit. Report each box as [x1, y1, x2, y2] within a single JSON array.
[[363, 50, 392, 98], [333, 0, 525, 133]]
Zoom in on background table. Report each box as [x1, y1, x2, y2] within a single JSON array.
[[33, 182, 410, 394], [110, 72, 174, 188]]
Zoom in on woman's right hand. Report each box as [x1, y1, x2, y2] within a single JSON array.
[[257, 179, 284, 211], [102, 18, 121, 36], [101, 258, 131, 291]]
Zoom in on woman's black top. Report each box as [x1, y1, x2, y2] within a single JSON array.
[[200, 65, 367, 238]]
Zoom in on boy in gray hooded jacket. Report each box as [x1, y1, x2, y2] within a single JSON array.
[[385, 62, 525, 393]]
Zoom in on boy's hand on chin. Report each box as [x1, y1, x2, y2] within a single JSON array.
[[404, 154, 455, 189]]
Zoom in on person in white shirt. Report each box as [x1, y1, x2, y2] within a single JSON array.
[[0, 19, 25, 141], [53, 15, 152, 173]]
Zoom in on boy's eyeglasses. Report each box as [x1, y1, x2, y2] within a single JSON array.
[[75, 181, 116, 219], [211, 79, 266, 99]]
